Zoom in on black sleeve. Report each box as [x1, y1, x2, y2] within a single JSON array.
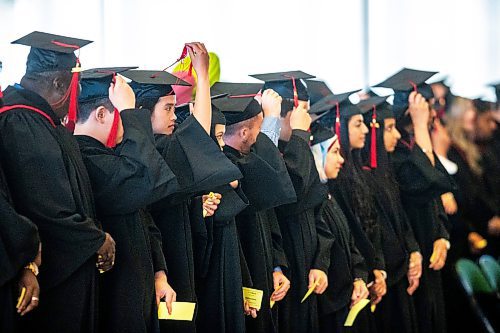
[[400, 208, 420, 253], [350, 239, 369, 282], [267, 209, 288, 270], [312, 200, 334, 273], [84, 109, 178, 215], [140, 209, 167, 273], [189, 196, 214, 279]]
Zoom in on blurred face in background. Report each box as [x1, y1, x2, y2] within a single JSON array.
[[475, 110, 497, 141]]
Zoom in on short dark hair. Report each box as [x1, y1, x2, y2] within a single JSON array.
[[77, 98, 114, 124], [136, 96, 160, 112], [225, 117, 257, 137], [20, 70, 71, 95]]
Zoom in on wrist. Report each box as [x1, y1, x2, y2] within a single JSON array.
[[155, 270, 167, 279], [24, 262, 39, 276]]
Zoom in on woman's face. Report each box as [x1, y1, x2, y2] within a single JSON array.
[[151, 95, 177, 135], [462, 104, 476, 135], [348, 114, 369, 149], [214, 124, 226, 150], [324, 140, 344, 179], [383, 118, 401, 152]]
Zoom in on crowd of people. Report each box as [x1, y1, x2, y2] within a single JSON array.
[[0, 31, 498, 333]]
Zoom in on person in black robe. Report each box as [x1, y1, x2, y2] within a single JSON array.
[[74, 70, 179, 333], [310, 123, 370, 333], [212, 84, 297, 333], [124, 44, 243, 333], [252, 71, 334, 333], [0, 162, 41, 333], [376, 69, 455, 333], [190, 106, 251, 333], [359, 97, 421, 333], [0, 32, 114, 333]]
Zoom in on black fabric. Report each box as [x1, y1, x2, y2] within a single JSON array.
[[223, 133, 295, 333], [392, 140, 455, 333], [0, 85, 105, 332], [276, 130, 333, 333], [318, 196, 368, 316], [76, 108, 176, 332]]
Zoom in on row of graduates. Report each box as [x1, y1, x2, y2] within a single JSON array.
[[0, 31, 456, 333]]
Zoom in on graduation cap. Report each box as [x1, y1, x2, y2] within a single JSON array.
[[79, 67, 138, 103], [374, 68, 438, 119], [12, 31, 93, 130], [305, 80, 333, 105], [79, 67, 136, 148], [310, 121, 335, 146], [175, 93, 228, 126], [488, 81, 500, 105], [211, 83, 262, 126], [250, 70, 315, 114], [122, 69, 191, 103], [473, 98, 496, 114]]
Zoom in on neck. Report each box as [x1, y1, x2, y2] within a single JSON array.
[[224, 135, 245, 154], [74, 123, 107, 146]]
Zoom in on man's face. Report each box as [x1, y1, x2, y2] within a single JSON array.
[[151, 95, 177, 135], [476, 110, 498, 141]]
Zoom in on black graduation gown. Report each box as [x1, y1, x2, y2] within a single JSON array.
[[0, 85, 105, 333], [150, 115, 242, 333], [317, 193, 369, 333], [0, 163, 40, 333], [191, 184, 249, 333], [76, 108, 177, 333], [276, 129, 333, 333], [367, 171, 420, 333], [224, 133, 296, 333], [392, 142, 455, 333]]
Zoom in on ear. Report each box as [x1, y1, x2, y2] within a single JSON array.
[[94, 106, 108, 124], [52, 76, 67, 96], [240, 126, 249, 140]]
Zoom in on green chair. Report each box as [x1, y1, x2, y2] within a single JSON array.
[[478, 255, 500, 292], [455, 258, 496, 333]]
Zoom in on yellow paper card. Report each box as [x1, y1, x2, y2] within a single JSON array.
[[344, 299, 370, 327], [371, 304, 376, 313], [301, 281, 319, 303], [158, 302, 196, 321], [243, 287, 263, 311]]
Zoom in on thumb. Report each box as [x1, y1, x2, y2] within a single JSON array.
[[308, 272, 315, 289]]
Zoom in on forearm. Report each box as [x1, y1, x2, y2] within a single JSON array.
[[192, 74, 211, 134]]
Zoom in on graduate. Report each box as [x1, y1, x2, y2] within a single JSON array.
[[309, 122, 370, 333], [0, 162, 41, 332], [123, 43, 242, 333], [191, 104, 251, 333], [251, 71, 334, 333], [74, 68, 178, 333], [375, 68, 455, 333], [326, 94, 386, 333], [212, 82, 297, 333], [358, 96, 421, 333], [0, 32, 115, 333]]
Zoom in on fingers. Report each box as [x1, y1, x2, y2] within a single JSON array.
[[251, 308, 258, 318], [308, 272, 316, 290], [165, 290, 176, 315], [243, 301, 251, 315], [272, 280, 290, 301], [18, 282, 36, 315], [21, 285, 40, 316]]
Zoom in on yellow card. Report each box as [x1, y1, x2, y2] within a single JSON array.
[[158, 302, 196, 321], [371, 304, 376, 313], [344, 299, 370, 327], [16, 287, 26, 309], [243, 287, 263, 311], [270, 282, 284, 308], [301, 281, 319, 303]]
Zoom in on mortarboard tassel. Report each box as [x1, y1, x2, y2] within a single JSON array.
[[106, 74, 121, 148], [409, 80, 418, 93], [0, 85, 3, 108], [335, 101, 341, 140], [370, 105, 379, 169]]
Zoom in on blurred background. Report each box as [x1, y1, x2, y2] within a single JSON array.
[[1, 0, 499, 100]]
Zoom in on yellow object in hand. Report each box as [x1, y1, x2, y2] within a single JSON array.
[[16, 287, 26, 309], [202, 192, 216, 218], [301, 281, 319, 303]]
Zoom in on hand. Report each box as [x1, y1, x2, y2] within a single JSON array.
[[308, 269, 328, 295], [289, 103, 311, 131], [108, 75, 136, 112], [155, 271, 177, 314], [202, 193, 221, 217], [369, 270, 387, 305], [408, 91, 430, 128], [229, 180, 239, 189], [441, 192, 458, 215], [487, 216, 500, 237], [350, 279, 369, 308], [408, 251, 422, 279], [261, 89, 282, 118], [17, 269, 40, 316], [468, 232, 487, 253], [407, 276, 420, 295], [186, 42, 209, 80], [271, 270, 290, 302], [96, 232, 116, 273], [429, 238, 448, 270], [244, 301, 258, 318]]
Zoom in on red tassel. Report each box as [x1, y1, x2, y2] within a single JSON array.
[[370, 105, 379, 169], [106, 108, 120, 148], [335, 101, 341, 138], [409, 80, 418, 93], [65, 58, 81, 132]]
